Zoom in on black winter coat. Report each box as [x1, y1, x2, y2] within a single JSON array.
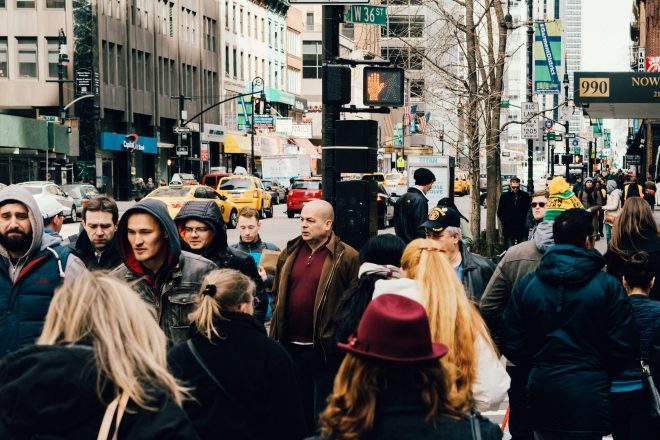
[[460, 242, 495, 301], [70, 230, 123, 271], [501, 245, 639, 436], [497, 190, 531, 238], [393, 187, 428, 244], [0, 345, 198, 439], [174, 201, 267, 321], [168, 312, 305, 440], [305, 375, 501, 440], [606, 234, 660, 301]]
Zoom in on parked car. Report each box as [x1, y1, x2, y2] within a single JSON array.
[[376, 183, 395, 229], [261, 179, 288, 204], [384, 172, 405, 186], [480, 183, 528, 207], [454, 172, 470, 197], [217, 176, 273, 218], [201, 173, 232, 189], [170, 173, 198, 185], [61, 184, 100, 215], [143, 184, 240, 228], [361, 173, 386, 183], [17, 181, 77, 222], [286, 177, 322, 218]]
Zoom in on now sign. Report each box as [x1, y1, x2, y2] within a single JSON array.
[[345, 5, 386, 26]]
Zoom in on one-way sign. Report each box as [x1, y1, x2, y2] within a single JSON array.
[[174, 126, 191, 134]]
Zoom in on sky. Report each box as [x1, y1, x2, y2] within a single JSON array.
[[581, 0, 634, 159]]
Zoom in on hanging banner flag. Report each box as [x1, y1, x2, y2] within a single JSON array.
[[534, 20, 562, 94]]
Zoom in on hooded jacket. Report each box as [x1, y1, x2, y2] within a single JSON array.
[[0, 344, 199, 439], [480, 220, 554, 343], [111, 199, 217, 345], [602, 180, 622, 223], [70, 227, 122, 271], [0, 186, 86, 356], [501, 244, 639, 436], [174, 201, 267, 322]]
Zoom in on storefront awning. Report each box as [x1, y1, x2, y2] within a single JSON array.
[[224, 133, 257, 155], [292, 138, 320, 159]]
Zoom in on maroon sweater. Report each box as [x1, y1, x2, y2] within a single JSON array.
[[285, 241, 329, 343]]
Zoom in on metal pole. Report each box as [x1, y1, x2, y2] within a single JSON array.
[[594, 137, 598, 176], [250, 77, 263, 176], [564, 125, 570, 180], [526, 0, 534, 193], [564, 73, 570, 181], [321, 5, 342, 207], [588, 140, 593, 176]]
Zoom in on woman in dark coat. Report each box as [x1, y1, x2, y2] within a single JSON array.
[[606, 197, 660, 300], [0, 271, 197, 439], [309, 294, 501, 440], [168, 269, 305, 440]]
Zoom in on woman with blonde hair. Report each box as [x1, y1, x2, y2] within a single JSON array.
[[373, 238, 509, 411], [168, 268, 305, 440], [309, 294, 502, 440], [606, 196, 660, 300], [0, 271, 197, 439]]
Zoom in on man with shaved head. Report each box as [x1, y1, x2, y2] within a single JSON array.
[[270, 199, 359, 434]]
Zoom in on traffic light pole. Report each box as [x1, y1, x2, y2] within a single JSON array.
[[321, 5, 342, 207], [526, 0, 534, 193]]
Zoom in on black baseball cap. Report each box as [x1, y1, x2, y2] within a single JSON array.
[[422, 207, 461, 232]]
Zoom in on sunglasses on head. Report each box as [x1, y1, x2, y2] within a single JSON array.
[[531, 202, 546, 208]]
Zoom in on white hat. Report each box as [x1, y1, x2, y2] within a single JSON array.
[[36, 196, 64, 219]]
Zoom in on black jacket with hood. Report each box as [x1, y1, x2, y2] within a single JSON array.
[[501, 244, 639, 436], [174, 201, 267, 322], [0, 344, 198, 439], [70, 227, 122, 271], [110, 199, 217, 345]]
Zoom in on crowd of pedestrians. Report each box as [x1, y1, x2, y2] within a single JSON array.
[[0, 167, 658, 439]]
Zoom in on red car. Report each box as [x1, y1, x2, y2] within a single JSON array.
[[286, 178, 322, 218]]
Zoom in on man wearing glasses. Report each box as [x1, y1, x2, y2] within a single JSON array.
[[423, 207, 494, 301], [174, 200, 266, 323], [497, 177, 531, 249], [528, 191, 549, 239]]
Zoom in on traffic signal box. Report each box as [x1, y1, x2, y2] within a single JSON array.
[[362, 67, 404, 107]]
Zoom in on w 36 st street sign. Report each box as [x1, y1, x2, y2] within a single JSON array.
[[345, 5, 386, 25]]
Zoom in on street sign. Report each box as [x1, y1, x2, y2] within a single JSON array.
[[572, 138, 579, 146], [521, 102, 539, 139], [253, 115, 275, 129], [174, 126, 192, 134], [565, 133, 576, 139], [176, 146, 188, 156], [345, 5, 387, 25], [543, 132, 556, 141], [41, 115, 59, 123], [500, 100, 510, 108], [555, 134, 563, 141], [544, 120, 554, 129], [363, 67, 405, 107]]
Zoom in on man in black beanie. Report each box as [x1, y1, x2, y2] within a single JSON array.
[[393, 167, 435, 243]]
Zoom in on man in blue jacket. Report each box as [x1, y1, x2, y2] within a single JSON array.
[[501, 208, 639, 440], [0, 186, 86, 356]]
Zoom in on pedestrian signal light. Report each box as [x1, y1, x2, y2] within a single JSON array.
[[363, 67, 404, 107]]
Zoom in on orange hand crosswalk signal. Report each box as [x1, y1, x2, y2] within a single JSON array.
[[363, 67, 404, 107]]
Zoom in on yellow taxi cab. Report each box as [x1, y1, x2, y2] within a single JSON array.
[[361, 172, 386, 184], [384, 172, 405, 186], [143, 184, 240, 228], [454, 172, 470, 196], [217, 175, 273, 218]]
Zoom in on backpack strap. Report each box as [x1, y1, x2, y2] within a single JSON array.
[[45, 246, 70, 279]]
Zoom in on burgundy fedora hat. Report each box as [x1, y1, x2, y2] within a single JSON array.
[[338, 294, 448, 363]]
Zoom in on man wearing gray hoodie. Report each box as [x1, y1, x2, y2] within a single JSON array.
[[602, 179, 622, 244], [0, 186, 86, 357]]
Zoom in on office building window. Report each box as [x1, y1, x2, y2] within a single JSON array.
[[248, 54, 252, 78], [268, 61, 272, 85], [239, 51, 244, 80], [137, 51, 145, 89], [145, 53, 151, 90], [117, 44, 125, 86], [305, 12, 313, 28], [247, 12, 251, 36], [254, 15, 258, 39], [232, 48, 237, 78], [268, 20, 272, 46], [225, 2, 229, 29], [0, 38, 7, 78], [102, 41, 109, 83], [17, 38, 38, 78], [303, 41, 321, 79], [232, 5, 236, 34], [169, 59, 175, 95], [240, 8, 243, 35], [16, 0, 35, 8], [0, 0, 5, 7], [47, 38, 60, 78], [383, 15, 424, 38], [287, 67, 300, 94], [131, 49, 137, 89], [261, 18, 265, 42], [108, 43, 116, 83], [410, 79, 424, 99], [287, 29, 301, 57], [225, 45, 230, 75], [46, 0, 65, 8], [381, 47, 424, 70]]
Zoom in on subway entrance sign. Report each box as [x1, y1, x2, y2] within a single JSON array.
[[362, 67, 404, 107], [574, 72, 660, 119]]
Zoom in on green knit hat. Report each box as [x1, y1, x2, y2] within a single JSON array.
[[544, 177, 584, 221]]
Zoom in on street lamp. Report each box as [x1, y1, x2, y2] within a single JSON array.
[[563, 70, 570, 180], [250, 76, 265, 176]]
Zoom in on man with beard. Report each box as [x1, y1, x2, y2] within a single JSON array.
[[0, 186, 86, 356], [174, 200, 267, 322], [577, 177, 603, 245], [69, 196, 122, 270]]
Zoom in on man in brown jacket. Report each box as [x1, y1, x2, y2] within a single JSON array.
[[270, 199, 359, 435]]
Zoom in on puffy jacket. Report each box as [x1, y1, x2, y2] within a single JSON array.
[[393, 187, 428, 243], [602, 185, 622, 224], [605, 234, 660, 301], [111, 199, 217, 345], [168, 312, 305, 440], [69, 229, 122, 271], [0, 186, 86, 357], [497, 190, 531, 238], [305, 375, 502, 440], [501, 244, 639, 436], [0, 344, 198, 439], [231, 236, 280, 289], [460, 242, 495, 301], [174, 201, 267, 322], [270, 234, 359, 359]]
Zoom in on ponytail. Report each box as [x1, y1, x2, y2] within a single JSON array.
[[188, 269, 256, 340]]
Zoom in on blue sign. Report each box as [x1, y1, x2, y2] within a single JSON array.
[[545, 120, 554, 129], [572, 138, 579, 147], [100, 132, 157, 154]]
